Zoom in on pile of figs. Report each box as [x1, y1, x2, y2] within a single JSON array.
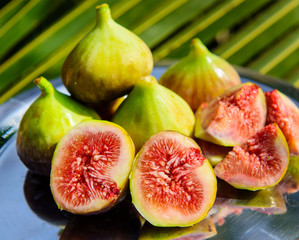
[[16, 3, 299, 239]]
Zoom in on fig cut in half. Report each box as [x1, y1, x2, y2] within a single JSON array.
[[50, 120, 135, 214], [194, 82, 267, 146], [265, 89, 299, 156], [214, 124, 289, 191], [130, 131, 217, 227]]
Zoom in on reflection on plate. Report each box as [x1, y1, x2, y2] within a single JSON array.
[[0, 67, 298, 240]]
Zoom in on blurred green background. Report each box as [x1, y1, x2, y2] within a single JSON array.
[[0, 0, 298, 104]]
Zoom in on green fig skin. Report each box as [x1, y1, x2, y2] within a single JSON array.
[[159, 38, 241, 112], [16, 77, 100, 176], [112, 76, 195, 152], [61, 4, 153, 103]]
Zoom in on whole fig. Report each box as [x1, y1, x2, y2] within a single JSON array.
[[159, 38, 241, 112], [112, 76, 195, 151], [16, 77, 100, 176], [61, 4, 153, 103]]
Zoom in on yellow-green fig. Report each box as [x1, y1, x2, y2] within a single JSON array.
[[159, 38, 241, 112], [61, 4, 153, 103], [112, 76, 195, 152], [16, 77, 100, 176]]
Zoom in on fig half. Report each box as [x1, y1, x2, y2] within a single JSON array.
[[214, 124, 289, 190], [265, 89, 299, 156], [130, 131, 217, 227], [194, 82, 267, 146], [50, 120, 135, 214]]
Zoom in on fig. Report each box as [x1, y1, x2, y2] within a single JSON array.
[[112, 76, 195, 151], [23, 171, 72, 226], [194, 82, 267, 146], [50, 120, 135, 214], [16, 77, 100, 176], [139, 217, 217, 240], [130, 131, 217, 227], [265, 89, 299, 156], [61, 4, 153, 103], [196, 139, 232, 167], [214, 124, 289, 190], [159, 38, 241, 112]]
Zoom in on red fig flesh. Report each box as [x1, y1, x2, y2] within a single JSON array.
[[130, 131, 217, 227], [194, 82, 267, 146], [50, 120, 135, 214], [265, 89, 299, 156], [214, 124, 289, 190]]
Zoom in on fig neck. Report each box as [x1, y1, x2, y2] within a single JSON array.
[[142, 76, 157, 84], [134, 76, 158, 92], [34, 77, 54, 95], [189, 38, 209, 58], [95, 4, 113, 27]]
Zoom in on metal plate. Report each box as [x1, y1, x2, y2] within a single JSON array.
[[0, 67, 298, 240]]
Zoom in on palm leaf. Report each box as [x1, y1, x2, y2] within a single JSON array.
[[0, 0, 298, 105]]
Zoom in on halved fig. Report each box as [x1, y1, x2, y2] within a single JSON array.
[[194, 82, 267, 146], [130, 131, 217, 227], [265, 89, 299, 156], [50, 120, 135, 214], [139, 217, 217, 240], [214, 124, 289, 190]]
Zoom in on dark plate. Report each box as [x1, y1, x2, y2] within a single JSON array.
[[0, 67, 298, 240]]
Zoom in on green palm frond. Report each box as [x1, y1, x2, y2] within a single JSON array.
[[0, 0, 298, 105]]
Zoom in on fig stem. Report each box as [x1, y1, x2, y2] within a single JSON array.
[[190, 38, 209, 56], [34, 77, 54, 94], [96, 4, 112, 26]]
